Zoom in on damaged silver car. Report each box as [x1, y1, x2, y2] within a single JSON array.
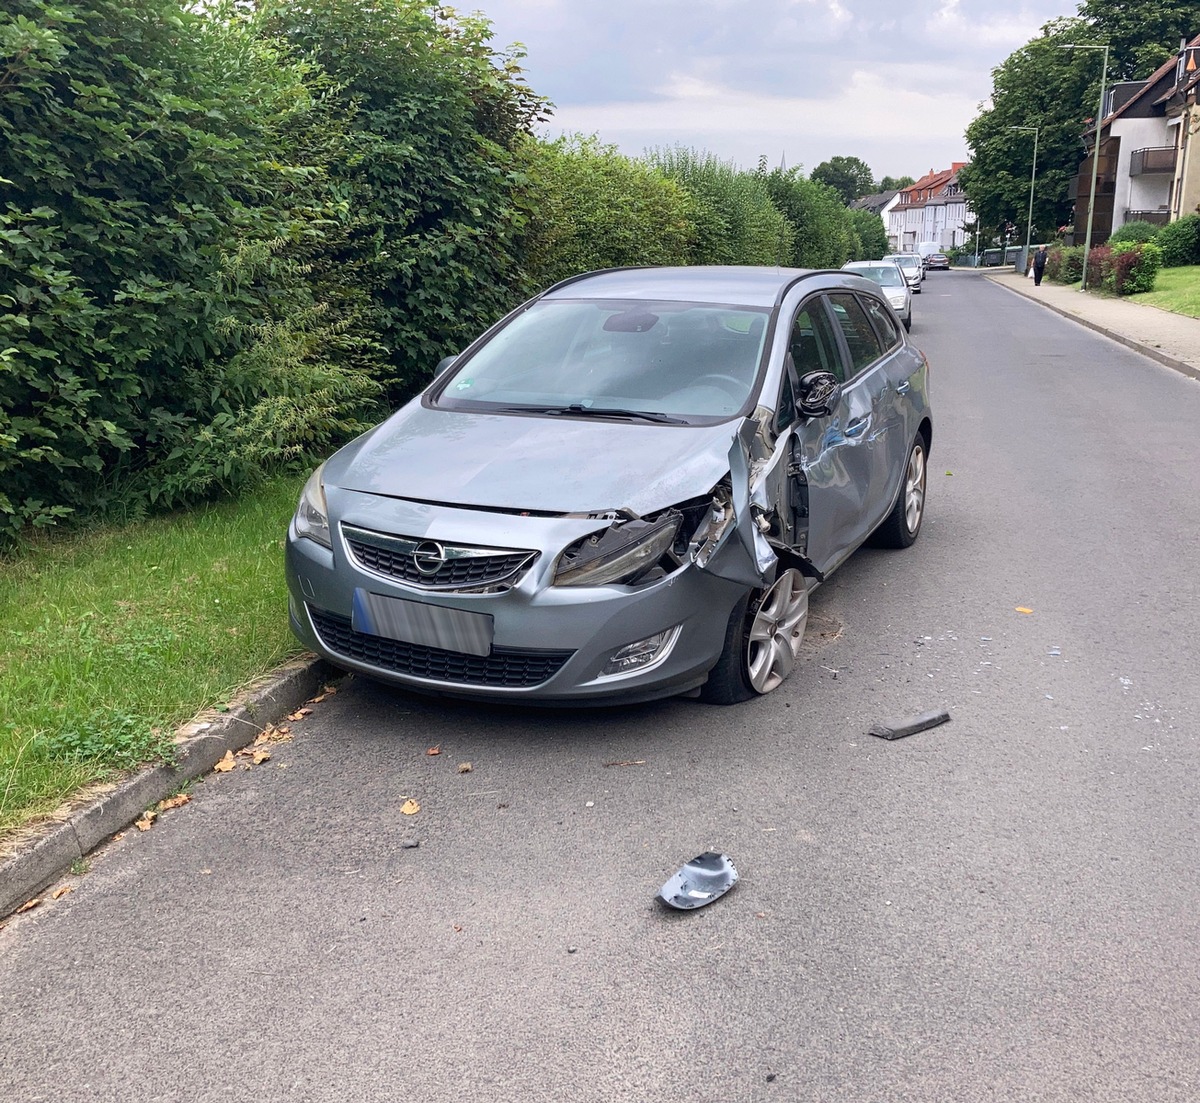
[[285, 266, 932, 705]]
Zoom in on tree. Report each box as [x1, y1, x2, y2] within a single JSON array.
[[878, 175, 915, 191], [1077, 0, 1197, 79], [809, 156, 876, 205], [847, 209, 889, 260], [960, 17, 1095, 245]]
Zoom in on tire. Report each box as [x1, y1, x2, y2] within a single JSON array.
[[872, 435, 928, 549], [701, 569, 809, 704]]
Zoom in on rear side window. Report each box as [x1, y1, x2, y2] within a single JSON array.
[[861, 295, 900, 349], [827, 293, 884, 375]]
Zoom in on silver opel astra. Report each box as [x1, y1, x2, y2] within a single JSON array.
[[286, 266, 932, 705]]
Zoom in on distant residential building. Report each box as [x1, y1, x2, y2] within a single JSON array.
[[850, 189, 899, 216], [886, 165, 971, 252], [1073, 32, 1200, 242]]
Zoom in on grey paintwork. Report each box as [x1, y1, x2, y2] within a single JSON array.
[[286, 266, 931, 704]]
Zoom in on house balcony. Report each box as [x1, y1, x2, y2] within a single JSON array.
[[1124, 209, 1171, 225], [1129, 147, 1176, 175], [1068, 175, 1116, 202]]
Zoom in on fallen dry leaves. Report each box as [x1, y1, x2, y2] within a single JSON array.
[[425, 745, 441, 756], [254, 724, 293, 747], [51, 885, 73, 901], [157, 793, 191, 812], [213, 750, 236, 773], [457, 762, 473, 774], [134, 810, 157, 831], [400, 799, 421, 816], [286, 707, 313, 722], [16, 898, 40, 914]]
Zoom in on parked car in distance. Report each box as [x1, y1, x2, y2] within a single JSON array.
[[925, 253, 950, 271], [841, 260, 911, 331], [286, 266, 933, 707], [883, 253, 923, 293]]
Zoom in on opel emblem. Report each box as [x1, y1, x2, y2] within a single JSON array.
[[411, 540, 447, 575]]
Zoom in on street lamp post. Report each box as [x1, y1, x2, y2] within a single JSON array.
[[1008, 125, 1039, 274], [1060, 43, 1110, 291]]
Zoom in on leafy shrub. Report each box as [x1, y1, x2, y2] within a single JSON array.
[[1107, 220, 1160, 245], [0, 0, 384, 542], [1154, 214, 1200, 267], [517, 135, 694, 288], [1086, 245, 1114, 290], [1109, 241, 1162, 295], [648, 147, 792, 266], [1047, 245, 1085, 283], [762, 168, 856, 268], [261, 1, 547, 405]]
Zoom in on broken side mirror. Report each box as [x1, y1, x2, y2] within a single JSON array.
[[797, 370, 841, 418]]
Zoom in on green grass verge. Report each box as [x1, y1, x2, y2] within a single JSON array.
[[0, 475, 307, 837], [1129, 265, 1200, 318]]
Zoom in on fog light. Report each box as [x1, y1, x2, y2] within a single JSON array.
[[601, 626, 681, 678]]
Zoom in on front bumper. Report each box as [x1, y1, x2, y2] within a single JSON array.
[[285, 490, 749, 704]]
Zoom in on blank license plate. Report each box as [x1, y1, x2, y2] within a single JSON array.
[[352, 589, 493, 657]]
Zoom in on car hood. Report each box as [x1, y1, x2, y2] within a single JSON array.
[[325, 402, 741, 516]]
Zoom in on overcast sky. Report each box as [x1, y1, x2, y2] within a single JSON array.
[[479, 0, 1078, 181]]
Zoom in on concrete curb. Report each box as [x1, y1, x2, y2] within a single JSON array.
[[0, 655, 336, 919], [984, 273, 1200, 384]]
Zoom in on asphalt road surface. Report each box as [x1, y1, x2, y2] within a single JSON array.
[[3, 271, 1199, 1102]]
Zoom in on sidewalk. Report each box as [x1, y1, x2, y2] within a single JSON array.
[[980, 268, 1200, 383]]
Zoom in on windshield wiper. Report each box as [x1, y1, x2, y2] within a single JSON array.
[[492, 404, 686, 425]]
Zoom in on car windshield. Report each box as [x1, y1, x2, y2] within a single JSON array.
[[434, 299, 770, 423], [887, 256, 918, 270], [851, 265, 904, 288]]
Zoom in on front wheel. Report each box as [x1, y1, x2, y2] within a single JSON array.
[[872, 436, 927, 549], [701, 569, 809, 704]]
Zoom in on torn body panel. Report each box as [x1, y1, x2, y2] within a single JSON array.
[[688, 414, 822, 589]]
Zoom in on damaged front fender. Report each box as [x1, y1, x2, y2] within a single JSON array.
[[690, 415, 823, 589]]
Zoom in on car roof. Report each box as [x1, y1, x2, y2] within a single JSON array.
[[540, 265, 822, 308], [843, 260, 898, 267]]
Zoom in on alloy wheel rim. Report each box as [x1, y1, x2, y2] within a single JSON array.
[[905, 445, 926, 534], [746, 569, 808, 694]]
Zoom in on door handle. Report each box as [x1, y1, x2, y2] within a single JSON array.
[[896, 380, 910, 394], [846, 416, 870, 438]]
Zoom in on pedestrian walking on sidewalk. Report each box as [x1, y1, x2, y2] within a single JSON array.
[[1032, 245, 1048, 286]]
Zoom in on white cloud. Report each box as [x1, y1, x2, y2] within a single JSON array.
[[481, 0, 1076, 174]]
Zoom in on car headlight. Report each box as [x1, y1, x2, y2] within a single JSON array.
[[554, 513, 681, 587], [294, 463, 331, 548], [887, 292, 907, 308]]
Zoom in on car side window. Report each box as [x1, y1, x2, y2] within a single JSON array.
[[861, 294, 900, 349], [788, 296, 845, 384], [827, 292, 884, 375], [776, 367, 797, 431]]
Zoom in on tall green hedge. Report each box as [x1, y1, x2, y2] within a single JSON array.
[[0, 0, 382, 539], [262, 0, 547, 404], [648, 147, 792, 266], [518, 135, 695, 289], [762, 168, 857, 268]]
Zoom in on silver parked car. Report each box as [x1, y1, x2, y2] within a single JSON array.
[[883, 253, 923, 293], [286, 266, 932, 706], [841, 260, 911, 331]]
